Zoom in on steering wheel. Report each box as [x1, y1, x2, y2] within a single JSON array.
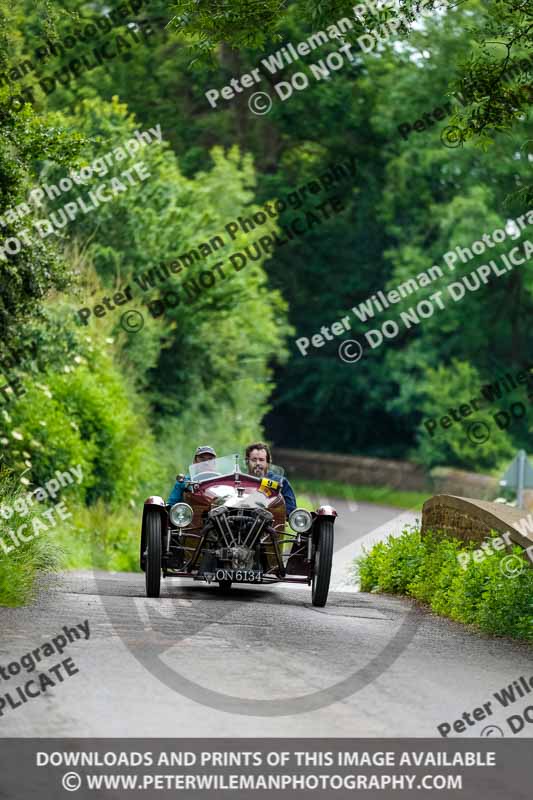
[[193, 470, 221, 481]]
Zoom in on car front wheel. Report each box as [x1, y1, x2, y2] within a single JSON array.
[[145, 511, 162, 598], [311, 518, 334, 607]]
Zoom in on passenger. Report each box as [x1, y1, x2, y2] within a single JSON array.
[[245, 441, 297, 515]]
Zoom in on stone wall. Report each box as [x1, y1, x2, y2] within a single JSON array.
[[421, 495, 533, 549], [273, 448, 430, 492], [273, 449, 533, 516], [430, 468, 498, 500], [273, 448, 501, 499]]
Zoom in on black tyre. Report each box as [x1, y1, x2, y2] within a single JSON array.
[[145, 511, 162, 598], [218, 579, 232, 594], [311, 518, 334, 607]]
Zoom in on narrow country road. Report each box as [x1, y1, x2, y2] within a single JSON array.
[[1, 500, 531, 737]]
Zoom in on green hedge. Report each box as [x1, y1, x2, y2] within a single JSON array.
[[355, 528, 533, 641]]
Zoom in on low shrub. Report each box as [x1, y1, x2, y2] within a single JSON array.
[[355, 528, 533, 640], [357, 528, 425, 594]]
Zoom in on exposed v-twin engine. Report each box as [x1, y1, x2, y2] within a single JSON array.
[[208, 505, 273, 567]]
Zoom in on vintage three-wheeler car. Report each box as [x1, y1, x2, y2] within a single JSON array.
[[140, 454, 337, 606]]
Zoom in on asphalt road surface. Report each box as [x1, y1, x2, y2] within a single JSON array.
[[1, 499, 532, 737]]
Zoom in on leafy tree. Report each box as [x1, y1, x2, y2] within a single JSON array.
[[414, 360, 516, 469], [0, 92, 84, 352], [3, 0, 532, 489], [43, 96, 292, 422]]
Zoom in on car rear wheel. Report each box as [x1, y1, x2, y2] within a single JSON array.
[[145, 511, 162, 598], [311, 518, 334, 607]]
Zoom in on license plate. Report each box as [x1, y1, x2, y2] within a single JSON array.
[[215, 569, 262, 583]]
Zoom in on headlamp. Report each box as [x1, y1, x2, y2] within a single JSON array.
[[169, 502, 194, 528], [289, 508, 312, 533]]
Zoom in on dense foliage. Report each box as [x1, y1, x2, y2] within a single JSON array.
[[356, 528, 533, 640], [0, 1, 532, 600]]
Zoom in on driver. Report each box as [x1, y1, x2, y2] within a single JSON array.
[[245, 442, 297, 515], [167, 445, 217, 505]]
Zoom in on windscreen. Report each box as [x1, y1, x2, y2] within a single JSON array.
[[189, 453, 285, 483], [189, 454, 240, 482]]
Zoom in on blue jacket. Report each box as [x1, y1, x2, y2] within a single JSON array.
[[167, 476, 189, 506], [276, 475, 297, 515], [167, 472, 297, 515]]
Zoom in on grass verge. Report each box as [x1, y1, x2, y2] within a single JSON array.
[[54, 501, 140, 572], [354, 528, 533, 641], [0, 479, 64, 606], [0, 480, 142, 607], [292, 479, 429, 510]]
